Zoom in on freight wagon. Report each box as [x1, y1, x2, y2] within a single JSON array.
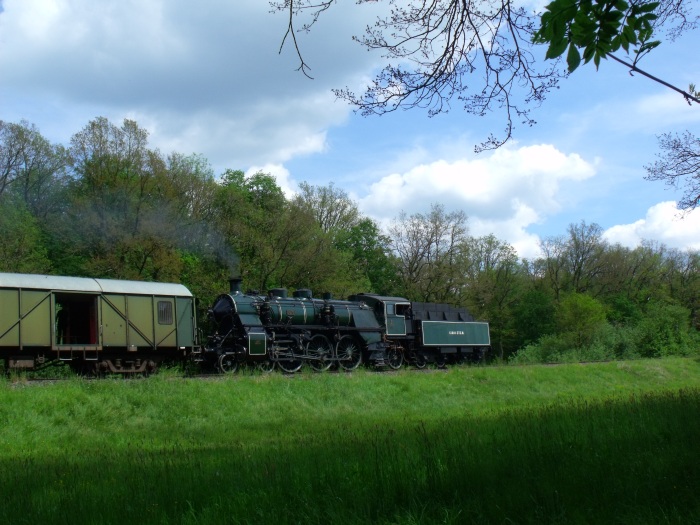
[[0, 273, 197, 374]]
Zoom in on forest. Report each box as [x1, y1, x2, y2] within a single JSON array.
[[1, 116, 698, 361]]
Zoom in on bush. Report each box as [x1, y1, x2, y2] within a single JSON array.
[[590, 323, 641, 361], [635, 302, 698, 358]]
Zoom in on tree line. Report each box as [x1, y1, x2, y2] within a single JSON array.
[[1, 117, 698, 361]]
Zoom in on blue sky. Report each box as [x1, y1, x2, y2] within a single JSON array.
[[1, 0, 699, 259]]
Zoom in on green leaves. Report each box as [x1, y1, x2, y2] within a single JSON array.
[[534, 0, 661, 72], [567, 42, 582, 70]]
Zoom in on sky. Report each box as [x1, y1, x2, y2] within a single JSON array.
[[1, 0, 699, 260]]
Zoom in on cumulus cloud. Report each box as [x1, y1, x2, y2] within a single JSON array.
[[0, 0, 376, 171], [245, 164, 297, 199], [604, 202, 700, 250], [357, 144, 596, 258]]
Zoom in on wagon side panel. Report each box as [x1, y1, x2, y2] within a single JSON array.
[[126, 295, 155, 348], [0, 289, 20, 347], [175, 297, 195, 348], [153, 297, 177, 348], [101, 294, 128, 347], [20, 290, 52, 347]]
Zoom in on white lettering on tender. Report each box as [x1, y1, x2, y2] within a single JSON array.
[[449, 331, 465, 335]]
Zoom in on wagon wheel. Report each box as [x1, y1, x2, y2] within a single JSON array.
[[218, 353, 239, 374], [276, 349, 303, 374], [336, 335, 362, 371], [306, 334, 333, 372], [386, 346, 403, 370]]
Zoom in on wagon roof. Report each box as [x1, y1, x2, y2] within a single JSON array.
[[0, 273, 193, 297]]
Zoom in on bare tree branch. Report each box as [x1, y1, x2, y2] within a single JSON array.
[[607, 54, 700, 105], [272, 0, 697, 151], [273, 0, 565, 150], [645, 131, 700, 211]]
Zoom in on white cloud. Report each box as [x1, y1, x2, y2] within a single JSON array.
[[0, 0, 374, 172], [245, 164, 297, 199], [356, 143, 596, 257], [604, 201, 700, 250], [470, 203, 544, 260]]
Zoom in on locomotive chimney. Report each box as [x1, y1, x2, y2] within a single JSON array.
[[229, 277, 243, 295]]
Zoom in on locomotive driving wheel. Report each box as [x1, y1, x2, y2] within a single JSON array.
[[336, 335, 362, 371], [276, 349, 303, 373], [255, 359, 275, 373], [306, 334, 333, 372], [218, 353, 239, 374], [386, 346, 403, 370]]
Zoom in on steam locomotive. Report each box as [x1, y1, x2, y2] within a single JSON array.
[[202, 278, 490, 372], [0, 272, 489, 374]]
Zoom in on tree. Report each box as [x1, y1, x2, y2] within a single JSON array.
[[462, 234, 522, 357], [563, 221, 607, 295], [0, 197, 51, 273], [557, 292, 607, 348], [214, 170, 369, 296], [644, 131, 700, 210], [538, 234, 568, 300], [293, 181, 360, 235], [274, 0, 698, 149], [0, 121, 70, 209], [63, 117, 183, 280], [598, 241, 668, 303], [512, 289, 557, 346], [662, 248, 700, 329], [334, 217, 398, 294], [388, 204, 469, 302]]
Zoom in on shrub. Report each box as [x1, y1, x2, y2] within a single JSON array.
[[635, 302, 698, 358]]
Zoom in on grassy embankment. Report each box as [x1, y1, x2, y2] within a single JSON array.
[[1, 358, 699, 524]]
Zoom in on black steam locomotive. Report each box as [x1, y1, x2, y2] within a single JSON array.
[[203, 278, 490, 373]]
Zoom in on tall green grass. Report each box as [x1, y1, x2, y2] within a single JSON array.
[[1, 358, 699, 524]]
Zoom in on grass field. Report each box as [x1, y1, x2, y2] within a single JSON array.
[[1, 358, 699, 524]]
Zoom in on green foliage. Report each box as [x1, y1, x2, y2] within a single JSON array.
[[557, 292, 607, 347], [605, 293, 643, 325], [512, 289, 557, 345], [294, 181, 361, 235], [334, 217, 398, 294], [389, 204, 470, 303], [0, 197, 51, 273], [535, 0, 661, 72], [512, 298, 699, 364], [636, 301, 697, 357]]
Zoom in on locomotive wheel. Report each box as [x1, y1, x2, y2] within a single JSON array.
[[435, 353, 447, 369], [277, 352, 303, 373], [386, 347, 403, 370], [255, 359, 275, 373], [306, 334, 333, 372], [218, 353, 239, 374], [336, 335, 362, 371], [413, 353, 427, 369]]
